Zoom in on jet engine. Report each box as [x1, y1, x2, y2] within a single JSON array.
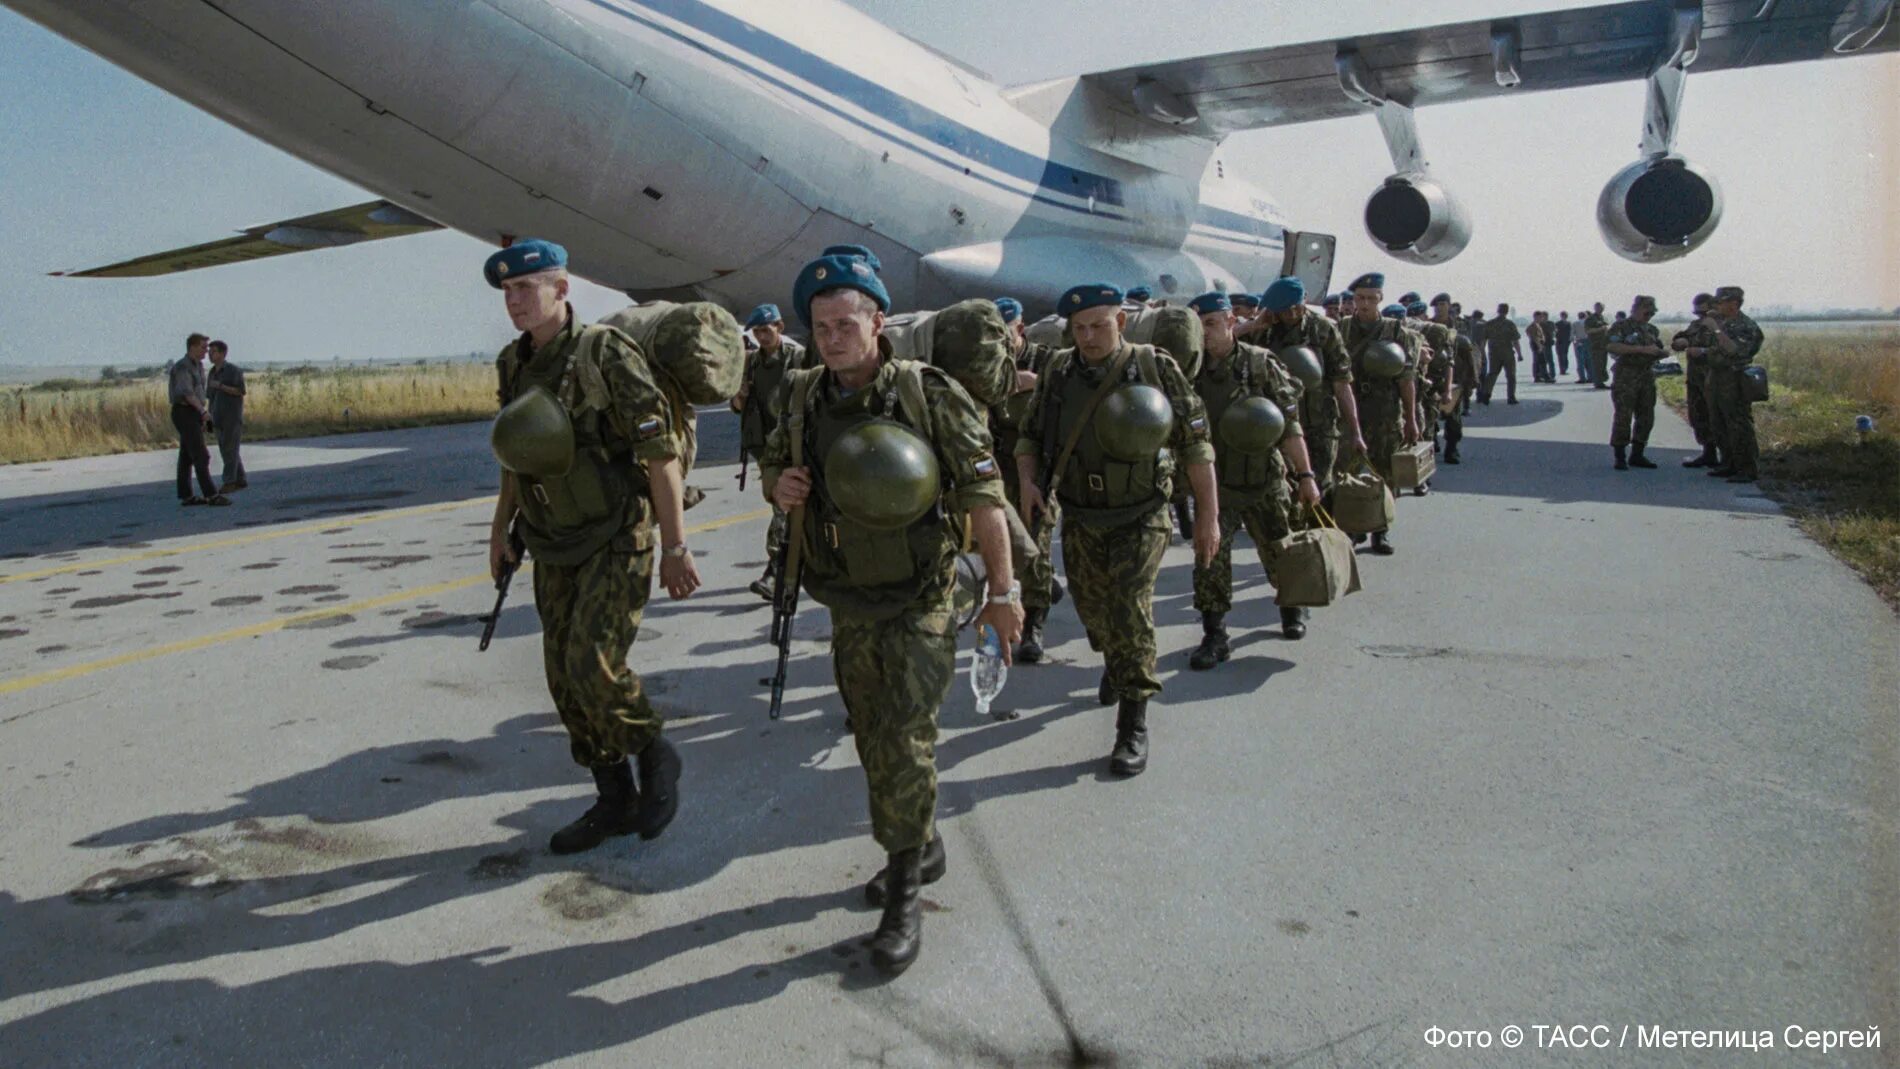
[[1596, 154, 1724, 263], [1363, 174, 1472, 266]]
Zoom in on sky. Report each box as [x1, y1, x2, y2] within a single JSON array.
[[0, 0, 1895, 369]]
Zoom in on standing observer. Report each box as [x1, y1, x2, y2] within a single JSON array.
[[206, 340, 247, 492], [169, 332, 228, 507]]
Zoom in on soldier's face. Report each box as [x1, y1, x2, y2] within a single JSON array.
[[1432, 301, 1450, 320], [1070, 306, 1125, 360], [1200, 310, 1235, 354], [809, 290, 883, 375], [750, 322, 782, 351], [503, 274, 567, 333], [1714, 298, 1740, 317], [1276, 304, 1306, 326], [1352, 290, 1381, 321]]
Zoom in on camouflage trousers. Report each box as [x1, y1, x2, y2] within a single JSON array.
[[832, 597, 957, 853], [1706, 367, 1760, 476], [1442, 400, 1463, 450], [1063, 508, 1171, 701], [532, 539, 662, 768], [1609, 372, 1656, 449], [765, 506, 789, 559], [1192, 492, 1292, 615], [1353, 397, 1405, 486], [1307, 433, 1339, 491], [1683, 359, 1713, 447]]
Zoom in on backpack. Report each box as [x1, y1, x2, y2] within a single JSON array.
[[881, 299, 1013, 407], [598, 301, 744, 405]]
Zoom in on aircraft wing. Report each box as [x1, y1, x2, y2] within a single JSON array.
[[1077, 0, 1898, 136], [50, 199, 442, 278]]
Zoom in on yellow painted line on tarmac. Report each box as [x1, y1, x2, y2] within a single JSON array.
[[0, 507, 771, 699], [0, 496, 499, 585]]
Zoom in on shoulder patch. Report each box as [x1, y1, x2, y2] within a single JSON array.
[[972, 452, 998, 477]]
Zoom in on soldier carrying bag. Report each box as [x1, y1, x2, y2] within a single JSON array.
[[1329, 457, 1396, 535], [1270, 504, 1362, 607], [1741, 365, 1770, 404]]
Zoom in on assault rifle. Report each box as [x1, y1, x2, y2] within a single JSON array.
[[765, 504, 805, 719], [477, 518, 526, 652]]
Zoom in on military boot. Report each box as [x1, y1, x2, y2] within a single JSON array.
[[1682, 445, 1717, 468], [1707, 464, 1736, 478], [633, 736, 682, 840], [1614, 446, 1629, 471], [1188, 612, 1229, 670], [1109, 698, 1149, 777], [864, 834, 947, 907], [1016, 607, 1048, 664], [748, 560, 777, 601], [869, 846, 924, 976], [1097, 669, 1116, 707], [1280, 606, 1308, 640], [1628, 446, 1657, 469], [1445, 445, 1461, 464], [1369, 530, 1395, 556], [549, 760, 641, 855]]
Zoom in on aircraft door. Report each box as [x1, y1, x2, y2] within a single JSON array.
[[1280, 232, 1336, 301]]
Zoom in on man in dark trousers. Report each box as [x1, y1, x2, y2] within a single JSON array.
[[1554, 312, 1574, 380], [207, 340, 248, 492], [168, 333, 228, 506]]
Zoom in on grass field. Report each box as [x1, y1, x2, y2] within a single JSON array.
[[1, 362, 498, 465], [1656, 323, 1900, 609]]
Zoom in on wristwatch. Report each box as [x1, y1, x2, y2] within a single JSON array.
[[1294, 471, 1316, 482], [662, 543, 690, 560], [988, 580, 1022, 606]]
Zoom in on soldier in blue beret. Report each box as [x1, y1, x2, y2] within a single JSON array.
[[1262, 276, 1305, 313], [994, 294, 1063, 660], [762, 253, 1021, 976], [734, 304, 809, 598], [484, 237, 693, 857], [993, 297, 1023, 324], [1126, 285, 1154, 304], [1187, 291, 1231, 316], [1060, 282, 1125, 314], [1261, 275, 1358, 495], [1348, 271, 1385, 293], [1229, 292, 1261, 314], [1397, 291, 1422, 308], [1340, 271, 1420, 554], [1382, 304, 1406, 319], [820, 244, 882, 272], [1323, 291, 1346, 322]]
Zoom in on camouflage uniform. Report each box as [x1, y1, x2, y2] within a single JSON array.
[[1264, 312, 1351, 490], [1674, 320, 1720, 453], [1480, 317, 1521, 403], [1440, 319, 1478, 455], [740, 337, 808, 560], [1705, 311, 1765, 477], [1339, 315, 1418, 485], [1582, 311, 1611, 386], [994, 341, 1059, 610], [1411, 318, 1455, 443], [1606, 318, 1664, 450], [496, 312, 677, 769], [760, 358, 1004, 853], [1015, 342, 1213, 701], [1191, 342, 1304, 614]]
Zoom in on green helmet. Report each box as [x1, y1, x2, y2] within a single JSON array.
[[1361, 339, 1408, 379], [1276, 345, 1324, 388], [491, 385, 575, 477], [1217, 396, 1287, 454], [1095, 384, 1174, 462], [823, 420, 941, 531]]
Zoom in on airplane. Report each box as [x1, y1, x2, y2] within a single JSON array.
[[11, 0, 1895, 319]]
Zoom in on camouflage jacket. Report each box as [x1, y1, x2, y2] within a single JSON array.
[[1606, 318, 1666, 376], [1194, 340, 1303, 505], [1707, 312, 1765, 371], [1264, 311, 1351, 437]]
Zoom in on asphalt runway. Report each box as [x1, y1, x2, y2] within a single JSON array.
[[1, 384, 1894, 1068]]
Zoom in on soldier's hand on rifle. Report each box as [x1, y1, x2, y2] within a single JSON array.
[[773, 466, 812, 510], [975, 600, 1024, 665], [1019, 482, 1046, 529], [489, 527, 519, 582]]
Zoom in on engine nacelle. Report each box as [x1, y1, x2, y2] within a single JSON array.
[[1597, 154, 1724, 263], [1362, 174, 1472, 265]]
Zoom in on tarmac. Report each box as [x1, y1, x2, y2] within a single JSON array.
[[0, 381, 1894, 1068]]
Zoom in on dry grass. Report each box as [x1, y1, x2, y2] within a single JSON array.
[[1658, 324, 1900, 609], [1, 363, 497, 464]]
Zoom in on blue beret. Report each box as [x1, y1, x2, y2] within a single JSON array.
[[1187, 291, 1231, 316], [1126, 285, 1153, 302], [993, 297, 1023, 324], [1406, 300, 1428, 316], [1398, 291, 1421, 306], [484, 238, 566, 289], [1262, 276, 1306, 312], [821, 244, 882, 272], [1349, 272, 1386, 292], [745, 304, 782, 329], [1323, 292, 1346, 305], [1382, 304, 1406, 319], [1061, 283, 1125, 314], [1430, 292, 1452, 305], [1229, 292, 1260, 310], [792, 254, 890, 328]]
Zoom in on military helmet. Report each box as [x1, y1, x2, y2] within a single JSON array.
[[1361, 339, 1408, 379], [1276, 345, 1324, 388], [491, 385, 575, 477], [1217, 396, 1287, 454], [1095, 384, 1174, 462], [822, 419, 941, 531]]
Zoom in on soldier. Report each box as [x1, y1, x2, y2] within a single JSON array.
[[1527, 311, 1552, 383], [1126, 285, 1155, 307], [1574, 311, 1594, 382], [1582, 302, 1611, 389], [1339, 273, 1419, 555], [1186, 291, 1324, 662], [733, 302, 809, 598], [484, 239, 691, 857], [1323, 291, 1346, 323], [1466, 309, 1488, 400], [1261, 276, 1358, 493], [1480, 303, 1523, 405], [1430, 294, 1474, 464], [1605, 295, 1668, 470], [992, 296, 1064, 663], [762, 252, 1022, 976], [1405, 296, 1451, 480], [1554, 311, 1574, 380], [1672, 293, 1721, 468], [1016, 283, 1219, 776], [1696, 285, 1765, 483]]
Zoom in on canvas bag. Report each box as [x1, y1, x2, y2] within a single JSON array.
[[597, 301, 744, 405], [1329, 459, 1396, 534], [1271, 505, 1362, 607]]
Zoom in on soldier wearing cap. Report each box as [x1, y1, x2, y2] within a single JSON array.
[[1126, 284, 1155, 307], [1260, 275, 1358, 492], [1016, 283, 1218, 776], [1340, 273, 1419, 555], [1430, 294, 1474, 463], [1606, 295, 1668, 470], [1480, 303, 1523, 405], [733, 302, 809, 598], [1582, 301, 1611, 389], [1672, 293, 1721, 468], [1186, 291, 1323, 663], [1323, 292, 1346, 323], [993, 296, 1064, 663], [485, 238, 693, 857], [762, 251, 1021, 976], [1697, 285, 1764, 482], [1405, 296, 1451, 486]]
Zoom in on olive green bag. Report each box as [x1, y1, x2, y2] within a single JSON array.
[[1271, 505, 1362, 607], [881, 300, 1014, 407], [1328, 458, 1396, 535], [598, 301, 744, 405]]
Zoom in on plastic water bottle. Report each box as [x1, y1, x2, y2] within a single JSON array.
[[970, 624, 1007, 719]]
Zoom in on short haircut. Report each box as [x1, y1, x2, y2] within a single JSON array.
[[810, 287, 880, 319], [187, 332, 209, 347], [208, 340, 228, 354], [1496, 303, 1510, 314]]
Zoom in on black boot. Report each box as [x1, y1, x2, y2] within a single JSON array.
[[1628, 446, 1656, 469], [1445, 444, 1461, 464], [864, 835, 947, 907], [1016, 607, 1047, 664], [633, 736, 682, 840], [748, 560, 778, 601], [869, 847, 924, 976], [1097, 669, 1116, 707], [1369, 530, 1395, 556], [549, 760, 640, 855], [1683, 445, 1716, 468], [1614, 446, 1628, 471], [1280, 606, 1308, 640], [1188, 611, 1229, 670], [1412, 480, 1429, 497], [1050, 578, 1066, 606], [1110, 698, 1149, 777], [1707, 464, 1736, 478]]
